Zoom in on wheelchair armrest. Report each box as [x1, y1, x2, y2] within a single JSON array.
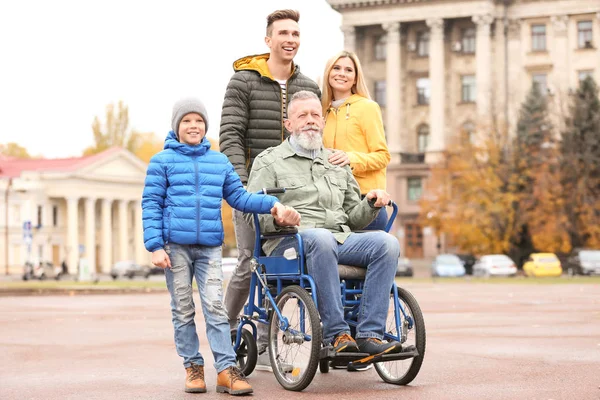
[[262, 227, 298, 238]]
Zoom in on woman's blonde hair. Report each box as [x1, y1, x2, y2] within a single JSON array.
[[321, 50, 371, 113]]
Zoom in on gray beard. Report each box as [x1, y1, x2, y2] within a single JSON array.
[[295, 130, 323, 150]]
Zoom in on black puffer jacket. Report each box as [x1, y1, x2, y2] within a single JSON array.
[[219, 53, 321, 184]]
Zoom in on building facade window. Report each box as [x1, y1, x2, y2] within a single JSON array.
[[578, 70, 594, 84], [462, 121, 476, 144], [531, 24, 547, 51], [374, 81, 386, 106], [407, 177, 423, 202], [374, 35, 386, 60], [52, 205, 58, 227], [37, 205, 42, 228], [416, 78, 430, 105], [532, 73, 548, 95], [578, 21, 593, 49], [461, 27, 476, 53], [416, 31, 430, 56], [417, 124, 430, 152], [461, 75, 476, 102]]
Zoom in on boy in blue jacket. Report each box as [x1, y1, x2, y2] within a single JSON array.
[[142, 97, 300, 395]]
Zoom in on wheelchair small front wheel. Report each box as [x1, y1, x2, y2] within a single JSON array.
[[231, 328, 257, 376], [375, 287, 426, 385], [269, 285, 322, 391], [319, 359, 330, 373]]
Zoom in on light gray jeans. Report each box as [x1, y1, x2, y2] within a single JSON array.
[[224, 209, 269, 350]]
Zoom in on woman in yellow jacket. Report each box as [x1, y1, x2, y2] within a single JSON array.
[[322, 50, 391, 230]]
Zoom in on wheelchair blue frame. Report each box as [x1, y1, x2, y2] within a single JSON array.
[[232, 189, 412, 351]]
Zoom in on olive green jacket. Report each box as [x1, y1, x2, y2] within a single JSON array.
[[246, 139, 378, 255]]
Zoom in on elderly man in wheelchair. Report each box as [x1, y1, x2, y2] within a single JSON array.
[[231, 90, 424, 391]]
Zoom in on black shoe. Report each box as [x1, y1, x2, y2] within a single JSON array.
[[356, 338, 402, 356], [332, 333, 359, 353]]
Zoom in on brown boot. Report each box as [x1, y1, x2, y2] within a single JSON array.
[[185, 363, 207, 393], [216, 366, 253, 395]]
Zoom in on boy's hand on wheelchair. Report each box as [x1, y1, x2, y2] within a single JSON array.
[[365, 189, 391, 208], [152, 249, 171, 269], [271, 202, 301, 226]]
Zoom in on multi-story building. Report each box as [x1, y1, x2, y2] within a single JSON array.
[[327, 0, 600, 258], [0, 148, 149, 275]]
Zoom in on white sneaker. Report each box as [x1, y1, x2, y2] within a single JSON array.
[[332, 362, 373, 372], [255, 350, 273, 372], [256, 349, 294, 373]]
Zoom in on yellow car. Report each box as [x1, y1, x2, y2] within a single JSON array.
[[523, 253, 563, 277]]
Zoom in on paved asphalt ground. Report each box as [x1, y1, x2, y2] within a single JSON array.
[[1, 269, 599, 399]]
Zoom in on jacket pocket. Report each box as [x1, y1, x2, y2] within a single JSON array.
[[279, 175, 309, 190], [325, 175, 348, 206]]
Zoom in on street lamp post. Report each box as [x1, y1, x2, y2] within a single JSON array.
[[4, 177, 13, 275]]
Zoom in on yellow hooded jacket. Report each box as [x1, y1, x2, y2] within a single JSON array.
[[323, 94, 390, 194]]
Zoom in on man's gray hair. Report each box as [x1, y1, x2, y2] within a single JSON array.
[[288, 90, 320, 116]]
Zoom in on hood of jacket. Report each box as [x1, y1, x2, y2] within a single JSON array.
[[327, 94, 367, 119], [163, 130, 211, 157], [233, 53, 298, 80]]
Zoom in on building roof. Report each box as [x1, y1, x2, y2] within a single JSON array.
[[0, 147, 123, 178]]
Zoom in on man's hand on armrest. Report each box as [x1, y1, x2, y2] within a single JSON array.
[[271, 202, 301, 226]]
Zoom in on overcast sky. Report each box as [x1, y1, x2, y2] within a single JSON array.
[[0, 0, 342, 158]]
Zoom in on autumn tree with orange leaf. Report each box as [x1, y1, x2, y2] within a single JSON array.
[[419, 128, 516, 256], [511, 82, 571, 257]]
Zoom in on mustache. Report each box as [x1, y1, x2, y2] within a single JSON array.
[[300, 125, 320, 132]]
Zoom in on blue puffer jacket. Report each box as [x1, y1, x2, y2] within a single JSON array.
[[142, 132, 278, 252]]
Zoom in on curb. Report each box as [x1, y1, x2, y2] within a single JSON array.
[[0, 287, 169, 297]]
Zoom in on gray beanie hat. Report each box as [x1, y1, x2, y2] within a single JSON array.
[[171, 97, 209, 137]]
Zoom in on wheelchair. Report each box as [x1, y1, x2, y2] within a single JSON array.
[[231, 189, 426, 392]]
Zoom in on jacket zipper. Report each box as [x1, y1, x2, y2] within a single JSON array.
[[194, 156, 200, 243]]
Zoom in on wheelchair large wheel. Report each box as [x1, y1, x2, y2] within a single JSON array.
[[374, 287, 426, 385], [269, 285, 321, 391], [231, 328, 257, 376]]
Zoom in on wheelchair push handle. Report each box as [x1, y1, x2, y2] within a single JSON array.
[[261, 187, 286, 195]]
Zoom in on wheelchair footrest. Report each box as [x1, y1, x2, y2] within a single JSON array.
[[320, 346, 368, 361], [348, 345, 419, 367]]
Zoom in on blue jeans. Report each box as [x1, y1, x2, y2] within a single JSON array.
[[164, 243, 236, 372], [363, 207, 388, 231], [271, 229, 399, 344]]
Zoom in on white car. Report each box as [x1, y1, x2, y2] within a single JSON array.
[[473, 254, 517, 277], [222, 257, 238, 281]]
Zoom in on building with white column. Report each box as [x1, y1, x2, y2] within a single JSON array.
[[327, 0, 600, 258], [0, 147, 150, 274]]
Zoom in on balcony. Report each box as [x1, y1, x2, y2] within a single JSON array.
[[400, 152, 425, 164]]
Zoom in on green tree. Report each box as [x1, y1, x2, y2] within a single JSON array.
[[84, 101, 143, 156], [0, 142, 31, 158], [561, 76, 600, 248], [511, 82, 570, 257]]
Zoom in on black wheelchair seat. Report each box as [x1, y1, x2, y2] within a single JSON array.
[[337, 264, 367, 280]]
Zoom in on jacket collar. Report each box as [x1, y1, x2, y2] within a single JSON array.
[[233, 53, 298, 80], [163, 131, 211, 156]]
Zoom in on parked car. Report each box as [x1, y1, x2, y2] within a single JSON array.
[[110, 261, 151, 280], [222, 257, 237, 281], [148, 265, 165, 276], [522, 253, 562, 277], [396, 257, 414, 277], [22, 261, 63, 281], [431, 254, 466, 277], [472, 254, 517, 277], [563, 249, 600, 276], [457, 254, 476, 275]]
